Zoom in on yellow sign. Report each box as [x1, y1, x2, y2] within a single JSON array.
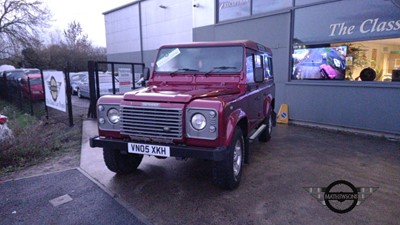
[[346, 57, 353, 66], [277, 104, 289, 124]]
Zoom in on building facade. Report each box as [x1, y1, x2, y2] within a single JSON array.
[[104, 0, 400, 136]]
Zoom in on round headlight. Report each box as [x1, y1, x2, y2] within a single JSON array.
[[107, 108, 120, 124], [191, 113, 206, 130]]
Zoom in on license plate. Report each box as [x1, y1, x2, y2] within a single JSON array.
[[128, 143, 170, 157]]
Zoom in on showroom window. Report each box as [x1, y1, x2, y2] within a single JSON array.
[[218, 0, 251, 22], [292, 0, 400, 82], [218, 0, 293, 22], [252, 0, 292, 15], [292, 38, 400, 82]]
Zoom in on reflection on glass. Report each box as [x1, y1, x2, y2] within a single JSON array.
[[218, 0, 251, 22], [252, 0, 292, 15], [155, 46, 244, 74]]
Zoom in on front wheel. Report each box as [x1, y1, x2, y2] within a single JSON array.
[[103, 148, 143, 174], [213, 127, 244, 190]]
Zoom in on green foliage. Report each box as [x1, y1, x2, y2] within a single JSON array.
[[0, 100, 81, 173]]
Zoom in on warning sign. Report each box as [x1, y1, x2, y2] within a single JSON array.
[[277, 104, 289, 124]]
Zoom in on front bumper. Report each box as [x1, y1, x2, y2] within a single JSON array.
[[90, 136, 228, 161]]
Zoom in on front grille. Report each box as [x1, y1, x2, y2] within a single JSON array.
[[120, 106, 183, 139]]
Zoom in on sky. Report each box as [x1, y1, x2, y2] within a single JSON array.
[[42, 0, 134, 47]]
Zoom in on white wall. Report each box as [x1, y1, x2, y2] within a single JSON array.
[[192, 0, 215, 28], [141, 0, 193, 50], [105, 4, 141, 54]]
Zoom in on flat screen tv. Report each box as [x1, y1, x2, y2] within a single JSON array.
[[292, 46, 347, 80]]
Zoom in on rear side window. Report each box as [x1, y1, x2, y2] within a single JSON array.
[[264, 56, 273, 79]]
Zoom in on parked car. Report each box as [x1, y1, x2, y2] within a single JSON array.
[[19, 74, 44, 101], [77, 74, 119, 99], [0, 64, 15, 73], [69, 72, 88, 95], [2, 69, 26, 95], [90, 40, 276, 190], [4, 69, 26, 82], [320, 49, 346, 79]]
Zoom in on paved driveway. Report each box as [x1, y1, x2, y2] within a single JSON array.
[[81, 120, 400, 225]]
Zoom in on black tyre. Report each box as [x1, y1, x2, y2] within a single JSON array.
[[213, 128, 244, 190], [320, 69, 328, 79], [259, 114, 272, 142], [103, 148, 143, 174]]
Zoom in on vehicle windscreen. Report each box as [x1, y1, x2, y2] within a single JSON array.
[[6, 70, 25, 79], [155, 46, 243, 74]]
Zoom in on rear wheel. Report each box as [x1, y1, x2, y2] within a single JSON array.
[[103, 148, 143, 174], [213, 127, 244, 190]]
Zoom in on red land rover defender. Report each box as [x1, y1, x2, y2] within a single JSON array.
[[90, 40, 276, 190]]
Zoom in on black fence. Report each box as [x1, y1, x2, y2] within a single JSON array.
[[87, 61, 146, 118], [0, 69, 78, 127], [1, 61, 147, 123], [0, 72, 46, 118]]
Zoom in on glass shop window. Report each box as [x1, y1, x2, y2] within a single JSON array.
[[291, 37, 400, 82]]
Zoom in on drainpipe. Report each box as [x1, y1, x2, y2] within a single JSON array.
[[139, 1, 144, 64]]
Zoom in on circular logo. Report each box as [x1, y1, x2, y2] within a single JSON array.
[[49, 76, 59, 101], [324, 180, 358, 214], [281, 112, 287, 119]]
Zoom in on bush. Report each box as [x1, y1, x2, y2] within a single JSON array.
[[0, 100, 81, 173]]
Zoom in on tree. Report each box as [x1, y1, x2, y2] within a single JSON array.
[[0, 0, 50, 58], [62, 21, 90, 71], [63, 21, 90, 50]]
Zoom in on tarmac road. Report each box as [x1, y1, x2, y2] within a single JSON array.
[[81, 120, 400, 225]]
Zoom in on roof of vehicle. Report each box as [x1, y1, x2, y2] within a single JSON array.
[[0, 64, 15, 72], [159, 40, 272, 53], [5, 69, 24, 72], [4, 69, 25, 77]]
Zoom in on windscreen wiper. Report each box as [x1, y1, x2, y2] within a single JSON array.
[[205, 66, 237, 76], [170, 68, 199, 76]]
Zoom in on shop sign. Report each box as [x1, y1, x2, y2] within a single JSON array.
[[43, 71, 66, 112], [118, 68, 132, 94], [294, 0, 400, 44], [329, 18, 400, 37]]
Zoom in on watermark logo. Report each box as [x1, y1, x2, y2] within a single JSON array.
[[304, 180, 378, 214]]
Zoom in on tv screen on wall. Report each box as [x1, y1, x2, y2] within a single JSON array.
[[292, 46, 347, 80]]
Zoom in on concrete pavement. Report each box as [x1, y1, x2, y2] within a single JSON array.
[[0, 168, 146, 225], [80, 119, 400, 225], [1, 118, 399, 224]]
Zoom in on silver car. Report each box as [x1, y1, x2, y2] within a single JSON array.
[[77, 74, 120, 99], [69, 72, 88, 95]]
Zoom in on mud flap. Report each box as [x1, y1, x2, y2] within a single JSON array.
[[272, 110, 277, 126]]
